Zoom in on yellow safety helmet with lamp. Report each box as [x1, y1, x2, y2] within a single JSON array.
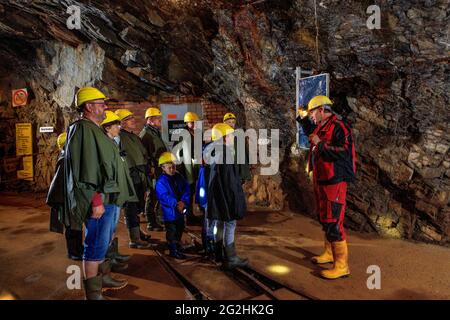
[[75, 87, 108, 107], [114, 109, 133, 121], [145, 107, 162, 119], [211, 123, 235, 141], [158, 152, 177, 166], [307, 95, 333, 112]]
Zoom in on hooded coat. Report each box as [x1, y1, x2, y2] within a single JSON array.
[[205, 141, 247, 222]]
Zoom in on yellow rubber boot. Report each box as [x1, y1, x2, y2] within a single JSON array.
[[311, 239, 333, 264], [320, 240, 350, 279]]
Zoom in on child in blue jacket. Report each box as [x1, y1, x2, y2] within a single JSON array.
[[156, 152, 191, 259]]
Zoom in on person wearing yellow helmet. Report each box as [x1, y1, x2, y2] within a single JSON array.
[[155, 152, 190, 259], [60, 87, 138, 299], [174, 111, 203, 227], [139, 106, 167, 231], [75, 86, 108, 123], [206, 123, 248, 270], [114, 109, 152, 249], [101, 110, 121, 139], [305, 95, 356, 280], [47, 131, 84, 262], [222, 112, 251, 183], [184, 111, 200, 126], [115, 108, 134, 123], [223, 112, 237, 128], [179, 111, 201, 172], [100, 111, 137, 268], [307, 95, 333, 125]]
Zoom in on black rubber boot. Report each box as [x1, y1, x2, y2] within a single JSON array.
[[99, 259, 128, 291], [140, 230, 151, 242], [168, 243, 186, 260], [146, 209, 164, 231], [83, 274, 107, 300], [214, 240, 224, 263], [110, 258, 128, 273], [110, 237, 131, 263], [176, 242, 185, 253], [128, 226, 152, 249], [206, 239, 215, 258], [223, 243, 248, 270], [146, 221, 164, 231]]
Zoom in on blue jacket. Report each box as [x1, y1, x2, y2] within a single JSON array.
[[156, 172, 190, 222]]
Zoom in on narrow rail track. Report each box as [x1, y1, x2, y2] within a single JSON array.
[[151, 229, 317, 300], [153, 248, 212, 300]]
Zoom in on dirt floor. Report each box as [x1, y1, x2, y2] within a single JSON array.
[[0, 192, 449, 300]]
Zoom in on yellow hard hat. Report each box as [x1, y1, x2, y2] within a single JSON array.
[[145, 107, 162, 119], [184, 111, 200, 123], [76, 87, 107, 107], [158, 151, 177, 166], [101, 110, 121, 126], [211, 123, 235, 141], [307, 95, 333, 112], [115, 109, 133, 121], [223, 112, 236, 122], [57, 132, 67, 150]]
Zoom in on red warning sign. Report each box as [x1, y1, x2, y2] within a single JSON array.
[[12, 88, 28, 107]]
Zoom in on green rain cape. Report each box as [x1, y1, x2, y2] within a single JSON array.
[[119, 129, 149, 187], [64, 119, 136, 231], [139, 124, 167, 168]]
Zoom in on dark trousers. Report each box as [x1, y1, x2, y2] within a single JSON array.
[[165, 219, 185, 244], [124, 202, 140, 229], [145, 186, 161, 227], [65, 226, 83, 259], [186, 183, 197, 225], [125, 182, 145, 229]]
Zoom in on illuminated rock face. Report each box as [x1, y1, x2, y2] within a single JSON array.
[[0, 0, 448, 245]]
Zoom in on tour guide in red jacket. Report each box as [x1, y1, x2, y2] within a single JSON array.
[[306, 95, 356, 280]]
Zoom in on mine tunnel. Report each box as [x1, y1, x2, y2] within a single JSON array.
[[0, 0, 449, 304]]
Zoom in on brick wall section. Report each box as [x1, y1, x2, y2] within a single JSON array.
[[106, 95, 230, 135], [201, 101, 230, 129]]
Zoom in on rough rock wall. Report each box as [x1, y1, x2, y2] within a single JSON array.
[[205, 1, 450, 244], [0, 0, 448, 244], [0, 41, 106, 191]]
